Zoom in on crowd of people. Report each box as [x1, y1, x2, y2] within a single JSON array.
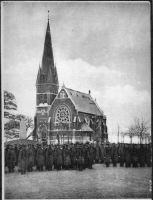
[[5, 142, 152, 175]]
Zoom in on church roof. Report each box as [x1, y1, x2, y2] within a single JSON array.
[[64, 87, 104, 116]]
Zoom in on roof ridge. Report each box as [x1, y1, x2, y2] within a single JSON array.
[[65, 87, 90, 96]]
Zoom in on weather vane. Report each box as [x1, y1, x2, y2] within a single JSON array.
[[48, 10, 50, 21]]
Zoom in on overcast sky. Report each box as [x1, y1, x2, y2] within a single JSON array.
[[2, 2, 151, 142]]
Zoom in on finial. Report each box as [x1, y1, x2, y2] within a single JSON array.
[[48, 10, 50, 21], [63, 82, 65, 87]]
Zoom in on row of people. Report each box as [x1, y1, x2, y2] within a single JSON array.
[[5, 142, 152, 175]]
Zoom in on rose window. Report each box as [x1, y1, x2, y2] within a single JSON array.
[[55, 105, 70, 123]]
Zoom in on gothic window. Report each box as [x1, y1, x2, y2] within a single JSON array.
[[55, 104, 71, 123], [40, 94, 43, 103]]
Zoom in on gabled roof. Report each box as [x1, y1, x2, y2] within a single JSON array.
[[63, 87, 104, 116]]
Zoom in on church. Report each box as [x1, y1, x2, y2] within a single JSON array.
[[32, 18, 108, 145]]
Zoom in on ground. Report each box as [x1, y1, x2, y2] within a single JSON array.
[[5, 164, 152, 199]]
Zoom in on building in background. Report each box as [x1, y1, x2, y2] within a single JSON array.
[[32, 18, 108, 145]]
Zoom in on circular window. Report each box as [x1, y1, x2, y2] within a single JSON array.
[[55, 104, 70, 123]]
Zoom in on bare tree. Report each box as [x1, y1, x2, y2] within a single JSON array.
[[126, 117, 150, 144], [134, 117, 150, 144], [127, 124, 137, 144]]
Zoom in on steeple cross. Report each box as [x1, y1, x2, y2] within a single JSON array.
[[48, 10, 50, 21]]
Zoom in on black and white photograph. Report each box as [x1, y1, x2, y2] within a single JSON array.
[[2, 1, 152, 199]]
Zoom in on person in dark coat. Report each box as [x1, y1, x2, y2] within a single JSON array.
[[132, 144, 139, 167], [100, 143, 105, 164], [14, 144, 18, 166], [56, 145, 63, 170], [53, 145, 58, 170], [63, 144, 71, 170], [17, 144, 22, 172], [82, 144, 88, 169], [118, 143, 125, 167], [139, 144, 145, 167], [111, 143, 119, 167], [7, 145, 16, 173], [46, 144, 54, 171], [88, 143, 95, 169], [27, 144, 34, 172], [43, 144, 48, 170], [144, 144, 147, 165], [18, 144, 27, 175], [36, 144, 44, 171], [105, 143, 111, 167], [5, 145, 10, 172], [95, 143, 101, 163], [34, 144, 39, 170], [125, 144, 132, 167], [77, 144, 84, 171], [71, 144, 78, 170], [146, 143, 152, 167]]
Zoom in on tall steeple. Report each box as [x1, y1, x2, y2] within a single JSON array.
[[36, 13, 59, 106], [41, 19, 54, 76]]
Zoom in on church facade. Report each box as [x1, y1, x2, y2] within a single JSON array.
[[33, 19, 108, 145]]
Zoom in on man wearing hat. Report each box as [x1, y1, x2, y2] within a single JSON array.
[[46, 144, 54, 171], [5, 144, 10, 173], [139, 144, 145, 167], [146, 143, 152, 167], [77, 143, 84, 171], [27, 144, 34, 172], [34, 144, 39, 170], [36, 144, 44, 171], [124, 144, 132, 167], [111, 143, 119, 167], [17, 144, 22, 172], [100, 142, 105, 164], [132, 144, 139, 167], [56, 144, 63, 170], [104, 143, 111, 167], [53, 145, 58, 170], [7, 145, 16, 173], [14, 144, 18, 166], [63, 144, 71, 170], [18, 144, 27, 175], [118, 143, 125, 167], [87, 143, 95, 169], [95, 143, 101, 164], [71, 143, 78, 170]]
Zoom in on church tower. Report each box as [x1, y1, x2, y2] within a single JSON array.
[[36, 18, 59, 105], [34, 15, 59, 143]]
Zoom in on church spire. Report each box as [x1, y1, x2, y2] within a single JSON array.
[[41, 14, 54, 75]]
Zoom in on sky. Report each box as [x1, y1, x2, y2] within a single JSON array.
[[2, 1, 151, 143]]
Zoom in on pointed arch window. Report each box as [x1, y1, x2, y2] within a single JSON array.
[[40, 94, 43, 103]]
